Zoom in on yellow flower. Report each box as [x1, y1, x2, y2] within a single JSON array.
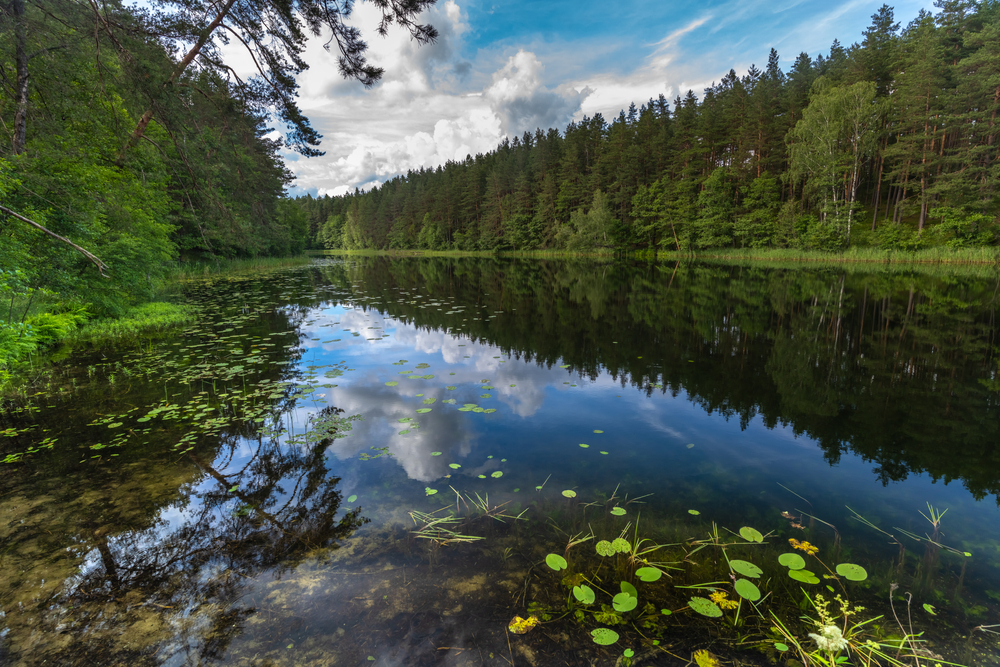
[[789, 538, 819, 556], [709, 590, 740, 610]]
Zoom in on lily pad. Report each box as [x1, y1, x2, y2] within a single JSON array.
[[775, 643, 789, 652], [579, 443, 589, 448], [415, 408, 432, 413], [835, 563, 868, 582], [425, 487, 437, 496], [385, 381, 399, 386], [739, 526, 764, 543], [491, 471, 503, 478], [688, 509, 701, 515], [611, 538, 631, 554], [636, 567, 662, 582], [593, 429, 604, 433], [688, 597, 723, 618], [591, 628, 619, 645], [596, 540, 615, 557], [730, 559, 763, 578], [562, 489, 577, 498], [778, 553, 806, 570], [573, 585, 596, 605], [347, 495, 357, 503], [545, 553, 568, 571], [610, 507, 626, 516], [735, 578, 761, 601], [449, 463, 462, 469], [431, 451, 442, 456], [612, 593, 638, 612], [787, 569, 820, 584], [922, 603, 936, 615], [620, 581, 638, 598]]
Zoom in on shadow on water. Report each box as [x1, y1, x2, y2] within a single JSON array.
[[1, 257, 999, 666]]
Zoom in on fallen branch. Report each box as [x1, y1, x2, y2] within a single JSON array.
[[0, 204, 109, 277]]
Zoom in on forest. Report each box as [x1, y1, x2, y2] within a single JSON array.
[[0, 0, 434, 370], [297, 2, 1000, 254]]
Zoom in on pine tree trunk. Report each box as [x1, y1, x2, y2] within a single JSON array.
[[11, 0, 28, 155]]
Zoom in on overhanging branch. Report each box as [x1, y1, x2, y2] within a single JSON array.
[[0, 205, 109, 277]]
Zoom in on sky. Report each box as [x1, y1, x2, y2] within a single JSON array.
[[249, 0, 935, 197]]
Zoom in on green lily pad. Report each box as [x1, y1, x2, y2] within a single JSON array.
[[579, 443, 589, 448], [446, 385, 457, 390], [545, 553, 568, 571], [573, 585, 596, 604], [596, 540, 615, 557], [739, 526, 763, 543], [491, 471, 503, 478], [688, 509, 700, 515], [775, 643, 789, 652], [612, 593, 637, 612], [415, 408, 432, 413], [347, 495, 357, 503], [636, 567, 662, 582], [611, 538, 631, 554], [835, 563, 868, 582], [559, 364, 570, 368], [778, 553, 806, 570], [591, 628, 619, 645], [449, 463, 462, 469], [610, 507, 626, 516], [425, 487, 437, 496], [922, 603, 936, 615], [385, 381, 398, 386], [593, 429, 603, 433], [735, 578, 761, 601], [688, 597, 723, 618], [478, 474, 486, 479], [562, 489, 577, 498], [787, 569, 820, 584], [422, 397, 436, 404], [729, 559, 763, 579], [431, 451, 442, 456], [620, 582, 638, 598]]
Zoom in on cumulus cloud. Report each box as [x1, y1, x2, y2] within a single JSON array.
[[484, 50, 591, 136]]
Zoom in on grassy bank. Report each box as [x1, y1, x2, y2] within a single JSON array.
[[166, 255, 312, 280]]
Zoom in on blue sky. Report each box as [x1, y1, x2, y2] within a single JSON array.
[[273, 0, 934, 196]]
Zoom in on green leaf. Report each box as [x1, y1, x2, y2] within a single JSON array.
[[775, 643, 789, 652], [562, 489, 577, 498], [593, 429, 604, 433], [347, 494, 357, 503], [620, 581, 638, 598], [635, 567, 662, 582], [545, 554, 568, 571], [623, 649, 634, 658], [491, 471, 503, 478], [228, 485, 239, 492], [688, 509, 700, 515], [596, 540, 615, 557], [573, 585, 596, 605], [430, 451, 442, 456], [579, 443, 589, 448], [787, 569, 820, 584], [688, 597, 723, 618], [415, 408, 432, 413], [591, 628, 619, 645], [835, 563, 868, 582], [611, 538, 632, 554], [922, 603, 936, 615], [612, 592, 637, 612], [425, 487, 437, 496], [385, 381, 398, 386], [735, 578, 761, 601], [449, 463, 461, 469], [729, 559, 762, 578], [739, 526, 763, 543], [778, 553, 806, 570], [610, 507, 626, 516]]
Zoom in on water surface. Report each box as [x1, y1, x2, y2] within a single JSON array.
[[2, 257, 999, 666]]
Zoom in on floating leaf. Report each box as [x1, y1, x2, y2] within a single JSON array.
[[579, 443, 589, 448], [596, 540, 615, 557], [686, 443, 695, 449], [922, 603, 936, 615], [688, 509, 701, 515], [774, 643, 789, 652], [228, 485, 239, 492], [620, 581, 638, 598], [610, 507, 626, 516], [623, 649, 634, 658], [449, 463, 462, 469], [545, 554, 568, 571], [636, 567, 662, 582], [559, 364, 570, 368], [573, 585, 596, 605], [425, 487, 437, 496], [385, 381, 398, 386], [729, 560, 762, 579], [491, 471, 503, 478], [415, 408, 432, 413], [591, 628, 619, 645], [735, 578, 761, 601], [600, 451, 608, 455], [739, 526, 764, 543], [593, 429, 604, 433], [508, 615, 540, 635], [562, 489, 577, 498], [787, 569, 820, 584], [446, 386, 457, 390], [478, 474, 486, 479], [431, 451, 442, 456], [660, 609, 672, 615], [778, 553, 806, 570], [347, 495, 357, 503], [611, 538, 632, 554], [422, 398, 436, 404], [612, 593, 638, 612], [688, 597, 723, 618], [835, 563, 868, 582]]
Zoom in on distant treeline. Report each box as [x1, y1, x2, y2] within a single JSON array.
[[295, 2, 1000, 254]]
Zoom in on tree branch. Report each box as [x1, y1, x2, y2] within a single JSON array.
[[0, 205, 109, 277]]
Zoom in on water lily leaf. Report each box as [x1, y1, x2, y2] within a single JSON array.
[[446, 385, 457, 390], [347, 495, 357, 503], [600, 451, 608, 455], [612, 593, 637, 612], [591, 628, 619, 645], [688, 509, 701, 515], [228, 485, 239, 492], [478, 474, 486, 479], [545, 554, 568, 571], [787, 569, 820, 584], [491, 471, 503, 478], [778, 553, 806, 570], [620, 582, 638, 598], [559, 364, 570, 368], [739, 526, 763, 543], [573, 585, 596, 605], [775, 643, 789, 652], [735, 578, 761, 601], [623, 649, 634, 658], [729, 559, 762, 578], [425, 487, 437, 496], [579, 443, 589, 448], [422, 398, 436, 404], [385, 381, 398, 386], [508, 615, 540, 635], [660, 609, 672, 615], [688, 597, 723, 618], [835, 563, 868, 582], [610, 507, 626, 516], [415, 408, 432, 413], [431, 452, 442, 456], [922, 603, 936, 615], [562, 489, 577, 498], [611, 538, 631, 554], [596, 540, 615, 557], [593, 429, 604, 433], [636, 567, 662, 582]]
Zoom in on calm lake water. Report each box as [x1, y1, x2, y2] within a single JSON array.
[[2, 256, 1000, 666]]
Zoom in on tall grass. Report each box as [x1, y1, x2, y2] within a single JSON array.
[[165, 255, 312, 281], [70, 302, 196, 345]]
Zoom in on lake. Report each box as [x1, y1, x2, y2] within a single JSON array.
[[2, 256, 999, 666]]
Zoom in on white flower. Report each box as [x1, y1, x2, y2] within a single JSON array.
[[808, 625, 849, 653]]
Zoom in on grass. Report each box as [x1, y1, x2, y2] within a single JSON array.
[[70, 302, 196, 345]]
